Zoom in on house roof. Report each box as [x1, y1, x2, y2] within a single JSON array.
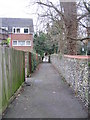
[[0, 18, 34, 33]]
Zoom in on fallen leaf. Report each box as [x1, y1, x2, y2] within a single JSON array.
[[53, 91, 56, 94], [18, 94, 20, 97], [24, 108, 27, 110]]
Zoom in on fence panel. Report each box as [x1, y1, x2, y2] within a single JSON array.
[[0, 47, 25, 113]]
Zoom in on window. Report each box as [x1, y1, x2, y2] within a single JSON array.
[[24, 28, 29, 33], [12, 40, 31, 46], [1, 27, 8, 31], [26, 41, 31, 46], [13, 28, 15, 33], [12, 28, 15, 33], [18, 41, 25, 46], [13, 41, 17, 46], [16, 28, 20, 33], [12, 27, 20, 33], [12, 27, 29, 34]]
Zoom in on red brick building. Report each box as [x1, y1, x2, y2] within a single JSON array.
[[0, 27, 8, 45], [0, 18, 34, 52]]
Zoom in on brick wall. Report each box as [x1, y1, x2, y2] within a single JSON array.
[[11, 34, 33, 52], [12, 46, 32, 52], [12, 34, 33, 40]]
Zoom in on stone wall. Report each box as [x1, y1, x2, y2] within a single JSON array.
[[51, 54, 89, 107]]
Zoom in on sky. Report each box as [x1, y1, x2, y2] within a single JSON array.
[[0, 0, 38, 31], [0, 0, 78, 32], [0, 0, 31, 18], [0, 0, 60, 31]]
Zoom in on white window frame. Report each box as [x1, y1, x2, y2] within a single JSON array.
[[25, 40, 31, 46], [12, 27, 21, 34], [12, 27, 29, 34], [16, 28, 20, 33], [12, 40, 18, 46], [18, 40, 25, 46], [12, 27, 15, 33], [24, 27, 29, 34], [1, 27, 8, 31], [12, 40, 31, 46]]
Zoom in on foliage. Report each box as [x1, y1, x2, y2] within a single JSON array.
[[1, 38, 10, 46], [27, 52, 41, 76], [88, 62, 90, 67], [59, 52, 62, 59], [29, 0, 90, 55], [33, 32, 58, 57], [1, 40, 8, 45]]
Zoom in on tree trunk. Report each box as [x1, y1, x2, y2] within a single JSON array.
[[61, 2, 77, 55]]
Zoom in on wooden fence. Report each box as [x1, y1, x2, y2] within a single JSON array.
[[26, 52, 41, 77], [0, 47, 25, 114]]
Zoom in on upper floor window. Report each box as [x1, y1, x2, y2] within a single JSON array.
[[12, 27, 29, 34], [17, 28, 20, 33], [13, 27, 20, 34], [24, 28, 29, 33], [1, 27, 8, 31], [13, 28, 15, 33]]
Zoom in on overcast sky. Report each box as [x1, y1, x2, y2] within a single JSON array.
[[0, 0, 39, 31], [0, 0, 31, 18], [0, 0, 58, 31], [0, 0, 77, 31]]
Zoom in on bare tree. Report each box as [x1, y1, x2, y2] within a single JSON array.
[[29, 0, 90, 55]]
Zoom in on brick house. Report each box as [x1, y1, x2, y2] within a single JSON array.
[[0, 27, 8, 46], [0, 18, 34, 52]]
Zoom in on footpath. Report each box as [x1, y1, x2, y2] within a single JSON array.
[[3, 63, 88, 118]]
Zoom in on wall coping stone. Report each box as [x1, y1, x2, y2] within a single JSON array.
[[64, 55, 90, 59]]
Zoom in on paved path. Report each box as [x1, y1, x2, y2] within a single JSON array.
[[3, 63, 88, 118]]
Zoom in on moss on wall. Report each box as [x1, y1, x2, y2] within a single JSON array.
[[0, 47, 40, 114], [0, 47, 25, 114], [26, 52, 41, 76]]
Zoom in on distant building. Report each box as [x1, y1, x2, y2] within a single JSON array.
[[0, 18, 34, 52], [0, 27, 8, 46]]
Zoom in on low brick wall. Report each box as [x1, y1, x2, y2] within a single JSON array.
[[51, 54, 89, 107]]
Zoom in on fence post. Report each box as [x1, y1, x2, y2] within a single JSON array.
[[0, 47, 2, 116], [48, 55, 50, 63], [29, 52, 31, 77]]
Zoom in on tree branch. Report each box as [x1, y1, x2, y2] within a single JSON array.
[[83, 2, 90, 13], [36, 1, 65, 20], [77, 12, 89, 21], [79, 21, 87, 28], [67, 36, 90, 41]]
